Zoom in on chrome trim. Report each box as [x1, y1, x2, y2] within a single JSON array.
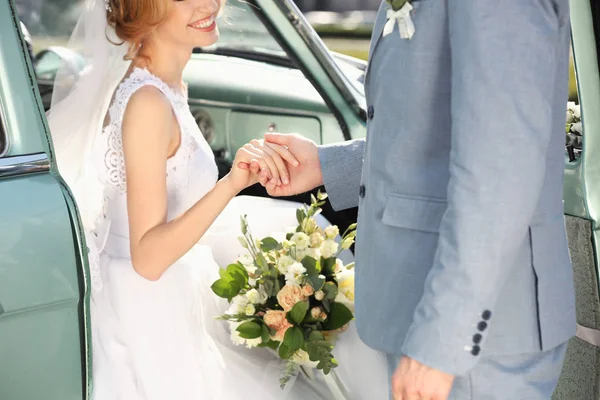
[[0, 153, 49, 178], [188, 98, 328, 117], [274, 0, 367, 121]]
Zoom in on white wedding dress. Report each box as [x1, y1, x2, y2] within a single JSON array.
[[89, 67, 388, 400]]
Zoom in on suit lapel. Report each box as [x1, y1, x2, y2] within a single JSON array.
[[365, 1, 391, 91]]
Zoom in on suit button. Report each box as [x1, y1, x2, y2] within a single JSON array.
[[471, 345, 481, 356], [367, 106, 374, 120], [472, 334, 482, 344], [477, 321, 488, 332], [482, 310, 492, 320], [359, 184, 366, 198]]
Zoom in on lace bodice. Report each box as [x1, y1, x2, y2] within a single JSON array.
[[89, 67, 219, 288]]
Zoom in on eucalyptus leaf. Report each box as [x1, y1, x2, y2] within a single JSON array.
[[323, 282, 338, 300], [261, 237, 280, 252], [289, 301, 309, 325], [301, 256, 319, 277], [283, 326, 304, 353]]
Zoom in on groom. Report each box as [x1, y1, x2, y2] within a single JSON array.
[[262, 0, 576, 399]]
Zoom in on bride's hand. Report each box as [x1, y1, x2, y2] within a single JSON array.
[[225, 139, 299, 192]]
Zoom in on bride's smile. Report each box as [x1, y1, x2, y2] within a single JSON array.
[[188, 13, 217, 32]]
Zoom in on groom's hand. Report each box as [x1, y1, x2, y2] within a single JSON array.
[[261, 133, 323, 196], [392, 356, 454, 400]]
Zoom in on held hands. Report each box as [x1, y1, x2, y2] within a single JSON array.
[[259, 133, 323, 197], [224, 139, 299, 193], [392, 357, 454, 400]]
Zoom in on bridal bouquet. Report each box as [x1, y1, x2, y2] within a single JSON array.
[[210, 192, 357, 388]]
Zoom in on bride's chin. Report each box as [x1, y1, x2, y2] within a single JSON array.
[[192, 32, 219, 48]]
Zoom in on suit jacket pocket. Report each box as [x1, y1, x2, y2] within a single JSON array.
[[381, 194, 447, 234]]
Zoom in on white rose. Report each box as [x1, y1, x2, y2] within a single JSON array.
[[238, 254, 258, 274], [246, 289, 261, 304], [306, 247, 321, 260], [227, 295, 249, 315], [277, 255, 295, 274], [291, 232, 310, 249], [324, 225, 339, 239], [245, 303, 256, 316], [295, 247, 307, 262], [311, 306, 321, 319], [248, 278, 257, 287], [320, 239, 339, 259], [571, 121, 583, 134], [285, 262, 307, 284], [314, 290, 325, 301], [310, 232, 324, 248]]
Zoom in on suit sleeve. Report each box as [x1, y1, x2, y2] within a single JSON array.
[[400, 0, 566, 375], [318, 139, 365, 211]]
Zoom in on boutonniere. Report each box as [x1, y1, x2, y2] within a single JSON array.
[[384, 0, 415, 40]]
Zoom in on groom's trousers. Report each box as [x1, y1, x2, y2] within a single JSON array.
[[386, 341, 568, 400]]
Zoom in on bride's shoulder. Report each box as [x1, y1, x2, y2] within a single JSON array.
[[121, 85, 175, 143]]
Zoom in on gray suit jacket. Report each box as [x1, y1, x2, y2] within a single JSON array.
[[319, 0, 576, 375]]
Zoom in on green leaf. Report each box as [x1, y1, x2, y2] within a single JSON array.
[[279, 343, 295, 359], [255, 253, 268, 270], [323, 282, 338, 300], [226, 263, 249, 288], [261, 324, 271, 343], [240, 215, 248, 235], [261, 237, 280, 252], [218, 268, 228, 279], [323, 302, 354, 331], [321, 257, 337, 276], [289, 301, 309, 325], [309, 331, 325, 342], [308, 275, 325, 291], [236, 321, 263, 339], [283, 326, 305, 353], [321, 298, 331, 312], [286, 232, 294, 241], [310, 194, 317, 205], [301, 256, 320, 277], [296, 208, 305, 224], [211, 279, 236, 300], [260, 340, 279, 350]]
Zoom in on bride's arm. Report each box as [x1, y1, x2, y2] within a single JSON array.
[[122, 87, 293, 281]]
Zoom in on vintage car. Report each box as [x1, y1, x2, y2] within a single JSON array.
[[0, 0, 599, 398]]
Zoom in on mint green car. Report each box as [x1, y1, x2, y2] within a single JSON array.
[[1, 0, 599, 398]]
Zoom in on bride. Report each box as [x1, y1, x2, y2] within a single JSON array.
[[47, 0, 388, 398]]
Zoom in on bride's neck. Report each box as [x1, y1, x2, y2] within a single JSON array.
[[134, 41, 192, 90]]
